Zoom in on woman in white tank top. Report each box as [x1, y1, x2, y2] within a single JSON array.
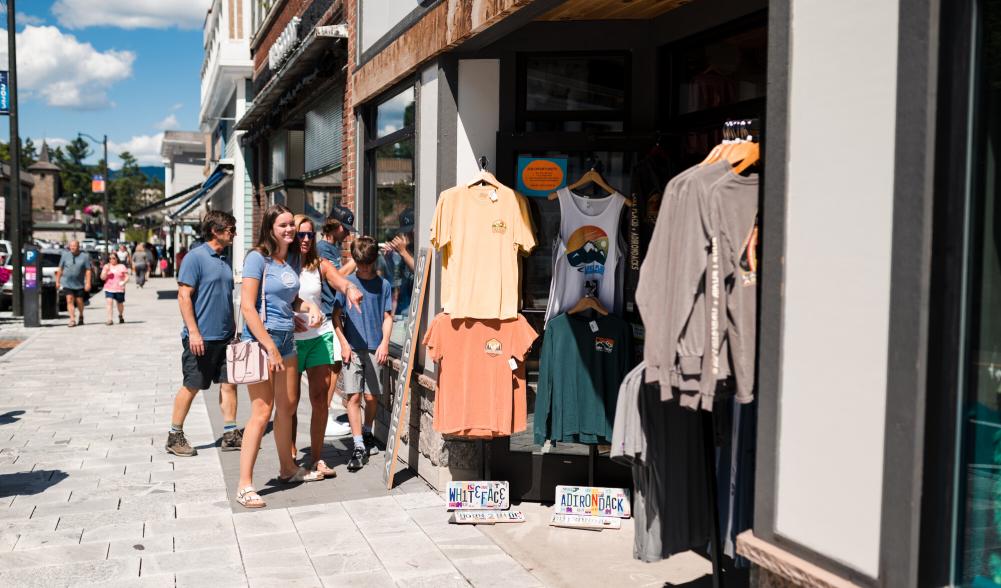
[[291, 215, 361, 478]]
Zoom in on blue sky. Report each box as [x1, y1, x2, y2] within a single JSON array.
[[0, 0, 211, 168]]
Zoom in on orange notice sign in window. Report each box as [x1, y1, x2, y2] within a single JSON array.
[[517, 156, 567, 197]]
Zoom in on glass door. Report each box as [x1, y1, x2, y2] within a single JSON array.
[[954, 0, 1001, 583]]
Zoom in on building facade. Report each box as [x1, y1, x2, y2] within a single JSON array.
[[237, 0, 348, 241], [332, 0, 1000, 587], [200, 0, 255, 275]]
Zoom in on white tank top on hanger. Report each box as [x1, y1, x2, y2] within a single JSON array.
[[294, 266, 333, 341], [544, 187, 626, 325]]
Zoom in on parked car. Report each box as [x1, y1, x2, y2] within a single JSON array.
[[0, 249, 104, 311]]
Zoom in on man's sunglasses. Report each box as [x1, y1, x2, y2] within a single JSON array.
[[297, 231, 315, 240]]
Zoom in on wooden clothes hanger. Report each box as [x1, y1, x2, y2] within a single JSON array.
[[549, 165, 633, 206], [731, 142, 760, 175], [567, 295, 609, 316]]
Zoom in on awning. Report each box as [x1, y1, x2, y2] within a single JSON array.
[[168, 165, 234, 221], [134, 181, 203, 216], [236, 25, 346, 133]]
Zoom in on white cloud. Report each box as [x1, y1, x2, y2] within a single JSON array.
[[16, 13, 46, 26], [53, 0, 210, 30], [109, 132, 164, 167], [0, 6, 48, 26], [154, 114, 178, 131], [41, 137, 71, 149], [0, 25, 134, 109]]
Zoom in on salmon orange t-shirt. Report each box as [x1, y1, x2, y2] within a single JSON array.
[[424, 313, 538, 438], [430, 184, 536, 320]]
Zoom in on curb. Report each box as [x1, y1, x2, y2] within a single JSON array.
[[0, 330, 44, 363]]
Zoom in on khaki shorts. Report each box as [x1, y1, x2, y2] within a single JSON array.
[[343, 349, 382, 396]]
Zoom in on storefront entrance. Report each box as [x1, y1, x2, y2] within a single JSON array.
[[448, 4, 769, 503]]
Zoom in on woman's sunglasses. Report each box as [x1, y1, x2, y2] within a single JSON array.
[[297, 231, 315, 240]]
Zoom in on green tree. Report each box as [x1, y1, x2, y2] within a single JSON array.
[[0, 137, 39, 169], [53, 138, 94, 213], [109, 151, 145, 216]]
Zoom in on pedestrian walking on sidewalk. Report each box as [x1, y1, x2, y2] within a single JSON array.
[[100, 253, 129, 325], [291, 214, 361, 478], [55, 240, 92, 327], [115, 243, 132, 265], [166, 211, 243, 458], [132, 243, 151, 288], [333, 236, 393, 473], [236, 205, 363, 509]]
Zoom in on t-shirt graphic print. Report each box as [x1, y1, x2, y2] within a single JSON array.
[[566, 225, 610, 299]]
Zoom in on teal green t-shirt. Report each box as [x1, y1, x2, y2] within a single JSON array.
[[534, 312, 632, 445]]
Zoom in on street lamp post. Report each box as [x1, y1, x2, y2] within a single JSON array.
[[78, 132, 109, 256], [7, 1, 23, 316]]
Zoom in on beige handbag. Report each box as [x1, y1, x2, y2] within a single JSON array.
[[226, 262, 269, 384]]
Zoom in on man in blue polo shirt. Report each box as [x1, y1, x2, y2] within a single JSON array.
[[166, 210, 241, 457]]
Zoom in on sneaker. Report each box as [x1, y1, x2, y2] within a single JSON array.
[[220, 429, 242, 451], [165, 431, 197, 457], [363, 432, 381, 456], [347, 446, 366, 471], [118, 316, 125, 324], [325, 416, 351, 437]]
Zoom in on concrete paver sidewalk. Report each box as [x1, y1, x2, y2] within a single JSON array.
[[0, 281, 542, 587]]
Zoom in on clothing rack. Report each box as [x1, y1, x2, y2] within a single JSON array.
[[698, 118, 761, 588], [703, 410, 725, 588]]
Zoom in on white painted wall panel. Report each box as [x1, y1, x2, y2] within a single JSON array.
[[456, 59, 499, 185], [417, 63, 439, 368], [775, 0, 899, 578]]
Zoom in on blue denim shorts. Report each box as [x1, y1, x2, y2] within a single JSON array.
[[242, 327, 296, 359]]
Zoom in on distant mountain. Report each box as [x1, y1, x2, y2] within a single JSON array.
[[110, 166, 165, 184]]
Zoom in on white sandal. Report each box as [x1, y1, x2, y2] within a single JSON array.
[[278, 466, 324, 484], [237, 486, 266, 509]]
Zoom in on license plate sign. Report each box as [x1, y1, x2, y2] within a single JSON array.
[[446, 481, 510, 510], [554, 486, 630, 518]]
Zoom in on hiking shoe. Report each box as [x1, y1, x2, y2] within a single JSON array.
[[363, 432, 381, 456], [165, 431, 197, 457], [347, 447, 366, 472], [220, 429, 242, 451]]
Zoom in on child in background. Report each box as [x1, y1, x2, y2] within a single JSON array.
[[333, 236, 393, 472], [100, 253, 129, 325]]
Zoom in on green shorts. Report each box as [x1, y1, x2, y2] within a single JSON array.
[[295, 331, 341, 373]]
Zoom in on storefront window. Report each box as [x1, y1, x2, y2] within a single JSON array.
[[957, 0, 1001, 583], [673, 26, 767, 116], [365, 84, 416, 348], [376, 87, 415, 139], [519, 54, 628, 132]]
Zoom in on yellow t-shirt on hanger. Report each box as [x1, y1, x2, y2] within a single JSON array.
[[430, 183, 536, 320]]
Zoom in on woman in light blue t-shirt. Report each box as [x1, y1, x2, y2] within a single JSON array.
[[235, 204, 363, 509]]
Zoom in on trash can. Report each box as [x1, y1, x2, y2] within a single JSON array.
[[41, 284, 58, 319]]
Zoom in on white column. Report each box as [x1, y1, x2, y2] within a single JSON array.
[[775, 0, 900, 578]]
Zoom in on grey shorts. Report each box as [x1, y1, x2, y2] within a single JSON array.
[[343, 349, 383, 396]]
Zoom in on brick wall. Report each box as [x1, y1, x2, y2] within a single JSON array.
[[341, 0, 357, 221]]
